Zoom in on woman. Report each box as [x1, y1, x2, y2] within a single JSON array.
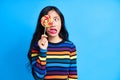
[[28, 6, 78, 80]]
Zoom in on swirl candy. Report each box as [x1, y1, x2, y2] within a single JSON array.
[[41, 15, 53, 35], [41, 15, 53, 28]]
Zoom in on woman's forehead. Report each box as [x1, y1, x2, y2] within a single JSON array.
[[48, 10, 60, 17]]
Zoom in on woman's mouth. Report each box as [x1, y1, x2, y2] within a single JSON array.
[[48, 28, 57, 34]]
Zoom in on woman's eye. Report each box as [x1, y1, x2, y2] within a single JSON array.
[[54, 17, 59, 21]]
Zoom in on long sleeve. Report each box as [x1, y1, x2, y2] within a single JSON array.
[[30, 43, 47, 80], [68, 44, 78, 80]]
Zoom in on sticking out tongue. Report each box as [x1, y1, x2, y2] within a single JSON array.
[[49, 28, 57, 34]]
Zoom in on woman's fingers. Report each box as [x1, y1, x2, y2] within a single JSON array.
[[38, 34, 48, 49], [41, 38, 47, 45], [41, 34, 48, 45]]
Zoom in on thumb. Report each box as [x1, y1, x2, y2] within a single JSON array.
[[41, 34, 48, 39]]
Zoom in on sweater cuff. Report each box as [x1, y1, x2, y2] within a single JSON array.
[[40, 48, 47, 53]]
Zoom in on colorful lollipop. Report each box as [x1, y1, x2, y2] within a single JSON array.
[[41, 15, 53, 34]]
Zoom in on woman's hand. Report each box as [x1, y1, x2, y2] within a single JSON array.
[[38, 34, 48, 50]]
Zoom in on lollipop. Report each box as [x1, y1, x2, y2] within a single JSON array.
[[41, 15, 53, 34]]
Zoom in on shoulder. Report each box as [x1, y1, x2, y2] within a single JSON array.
[[63, 40, 76, 49], [64, 40, 76, 52]]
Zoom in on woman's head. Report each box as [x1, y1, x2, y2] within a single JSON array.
[[35, 6, 69, 42]]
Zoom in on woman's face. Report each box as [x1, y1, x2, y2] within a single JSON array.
[[46, 10, 61, 37]]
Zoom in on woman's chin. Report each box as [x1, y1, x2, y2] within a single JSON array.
[[47, 33, 58, 37]]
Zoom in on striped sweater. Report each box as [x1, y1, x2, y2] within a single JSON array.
[[30, 40, 77, 80]]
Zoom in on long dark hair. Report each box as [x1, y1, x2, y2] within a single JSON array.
[[28, 6, 69, 62]]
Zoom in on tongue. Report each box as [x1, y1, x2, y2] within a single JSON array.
[[49, 29, 57, 34]]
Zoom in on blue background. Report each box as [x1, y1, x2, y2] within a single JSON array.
[[0, 0, 120, 80]]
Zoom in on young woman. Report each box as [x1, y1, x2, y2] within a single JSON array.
[[28, 6, 78, 80]]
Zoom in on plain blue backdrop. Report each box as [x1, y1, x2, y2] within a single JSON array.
[[0, 0, 120, 80]]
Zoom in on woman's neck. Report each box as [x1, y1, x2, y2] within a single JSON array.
[[48, 36, 63, 43]]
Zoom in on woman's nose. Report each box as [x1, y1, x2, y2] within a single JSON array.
[[52, 21, 55, 26]]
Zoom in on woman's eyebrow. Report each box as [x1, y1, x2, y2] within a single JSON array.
[[53, 16, 59, 18]]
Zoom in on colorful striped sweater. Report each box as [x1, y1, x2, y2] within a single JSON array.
[[30, 40, 77, 80]]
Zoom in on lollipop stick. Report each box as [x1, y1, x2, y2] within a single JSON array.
[[44, 26, 46, 35]]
